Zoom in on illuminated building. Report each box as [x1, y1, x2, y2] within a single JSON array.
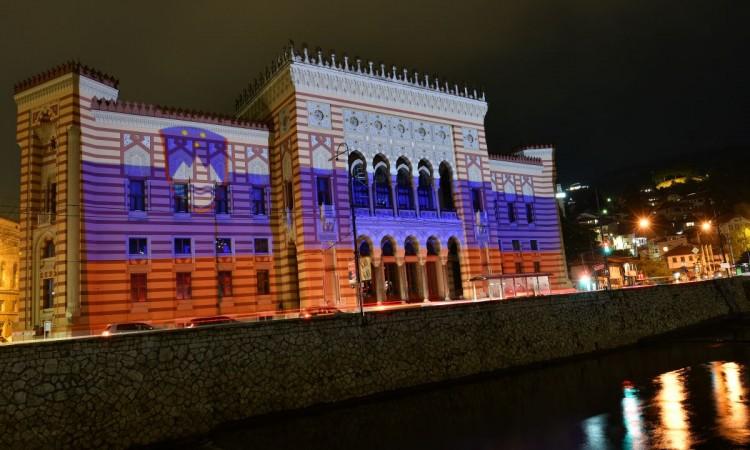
[[14, 46, 570, 336], [0, 218, 19, 341]]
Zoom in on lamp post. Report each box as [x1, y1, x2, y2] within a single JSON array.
[[331, 142, 365, 320]]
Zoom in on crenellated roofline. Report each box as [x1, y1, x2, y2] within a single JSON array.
[[235, 41, 487, 115], [14, 60, 118, 94]]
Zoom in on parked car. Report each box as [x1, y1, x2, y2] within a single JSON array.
[[102, 322, 155, 336], [301, 306, 343, 319], [186, 316, 238, 328]]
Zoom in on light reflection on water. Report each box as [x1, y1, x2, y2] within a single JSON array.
[[174, 324, 750, 450]]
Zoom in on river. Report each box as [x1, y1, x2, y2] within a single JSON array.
[[166, 318, 750, 450]]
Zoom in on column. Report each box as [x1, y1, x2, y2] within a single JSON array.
[[441, 256, 451, 301], [373, 259, 385, 304], [397, 258, 407, 302], [419, 257, 429, 302]]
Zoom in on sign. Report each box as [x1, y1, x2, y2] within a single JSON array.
[[359, 256, 372, 281], [347, 260, 356, 286], [43, 320, 52, 338], [691, 247, 700, 254]]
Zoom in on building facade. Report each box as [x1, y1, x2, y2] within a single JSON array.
[[14, 47, 569, 336], [0, 218, 19, 341]]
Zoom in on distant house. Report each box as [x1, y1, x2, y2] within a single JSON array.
[[663, 245, 699, 271]]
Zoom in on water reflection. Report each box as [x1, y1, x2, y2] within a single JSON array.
[[711, 361, 750, 444], [654, 369, 691, 450], [622, 384, 647, 450]]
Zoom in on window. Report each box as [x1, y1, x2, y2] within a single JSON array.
[[254, 238, 269, 254], [672, 257, 677, 263], [498, 239, 504, 252], [218, 271, 233, 297], [374, 167, 391, 208], [417, 172, 434, 211], [688, 255, 693, 261], [471, 188, 483, 212], [174, 238, 192, 256], [257, 270, 270, 295], [215, 238, 232, 255], [284, 181, 294, 209], [47, 183, 57, 215], [526, 203, 535, 224], [129, 179, 146, 212], [515, 262, 524, 274], [174, 183, 190, 213], [215, 184, 230, 214], [316, 176, 332, 206], [439, 163, 454, 211], [128, 238, 148, 256], [680, 256, 685, 262], [512, 239, 521, 251], [507, 203, 516, 223], [43, 240, 55, 259], [130, 273, 147, 302], [397, 169, 414, 210], [530, 240, 539, 251], [251, 186, 266, 215], [42, 278, 54, 309], [176, 272, 192, 300], [533, 261, 541, 273]]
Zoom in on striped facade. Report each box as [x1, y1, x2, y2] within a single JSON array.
[[14, 51, 569, 336]]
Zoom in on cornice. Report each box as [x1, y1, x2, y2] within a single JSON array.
[[89, 109, 269, 143], [488, 157, 545, 176], [13, 74, 75, 108], [289, 63, 487, 123]]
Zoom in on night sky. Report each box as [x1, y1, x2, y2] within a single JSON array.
[[1, 0, 748, 212]]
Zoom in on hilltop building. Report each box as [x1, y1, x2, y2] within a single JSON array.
[[14, 45, 570, 336]]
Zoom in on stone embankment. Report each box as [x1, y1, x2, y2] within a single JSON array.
[[1, 278, 749, 449]]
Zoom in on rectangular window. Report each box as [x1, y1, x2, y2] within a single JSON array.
[[316, 177, 332, 206], [129, 179, 146, 212], [174, 238, 192, 256], [680, 256, 685, 262], [130, 273, 147, 302], [530, 240, 539, 251], [215, 238, 232, 255], [257, 269, 270, 295], [215, 184, 230, 214], [218, 271, 233, 297], [512, 239, 521, 251], [515, 262, 524, 274], [507, 202, 516, 223], [48, 182, 57, 215], [672, 257, 677, 263], [42, 278, 54, 309], [251, 186, 266, 215], [254, 238, 269, 254], [533, 261, 541, 273], [128, 238, 148, 256], [174, 183, 190, 213], [176, 272, 192, 300], [284, 181, 294, 209], [472, 188, 483, 212], [526, 203, 535, 223]]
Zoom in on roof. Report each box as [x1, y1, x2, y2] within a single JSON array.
[[90, 97, 268, 130], [663, 244, 698, 257], [14, 61, 119, 94], [488, 153, 543, 166], [235, 41, 487, 113]]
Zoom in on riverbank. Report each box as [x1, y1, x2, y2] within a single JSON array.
[[1, 278, 748, 448]]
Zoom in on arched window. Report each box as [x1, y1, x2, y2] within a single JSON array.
[[373, 155, 392, 209], [396, 157, 414, 210], [404, 237, 418, 256], [427, 236, 440, 256], [349, 152, 369, 208], [417, 160, 435, 211], [43, 240, 55, 259], [439, 162, 455, 212], [381, 237, 395, 257]]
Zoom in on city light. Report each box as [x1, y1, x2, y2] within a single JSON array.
[[701, 221, 712, 232], [638, 217, 651, 229]]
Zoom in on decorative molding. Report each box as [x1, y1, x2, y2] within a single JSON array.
[[306, 101, 331, 129], [14, 60, 119, 94], [462, 127, 479, 150], [342, 107, 457, 178]]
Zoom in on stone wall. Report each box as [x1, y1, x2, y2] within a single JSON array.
[[1, 278, 749, 449]]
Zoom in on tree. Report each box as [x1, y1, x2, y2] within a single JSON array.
[[561, 216, 597, 262]]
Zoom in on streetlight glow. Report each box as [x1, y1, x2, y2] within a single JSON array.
[[638, 217, 651, 229], [701, 221, 711, 232]]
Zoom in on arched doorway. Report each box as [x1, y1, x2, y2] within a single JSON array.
[[425, 236, 442, 300], [404, 236, 421, 302], [381, 237, 400, 301], [358, 238, 376, 304], [447, 237, 463, 299]]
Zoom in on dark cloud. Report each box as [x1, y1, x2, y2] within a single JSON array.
[[1, 0, 748, 210]]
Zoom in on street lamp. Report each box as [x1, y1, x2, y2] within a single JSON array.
[[331, 142, 366, 320]]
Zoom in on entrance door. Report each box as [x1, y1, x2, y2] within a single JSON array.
[[405, 262, 421, 302], [426, 261, 440, 300], [383, 263, 400, 301]]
